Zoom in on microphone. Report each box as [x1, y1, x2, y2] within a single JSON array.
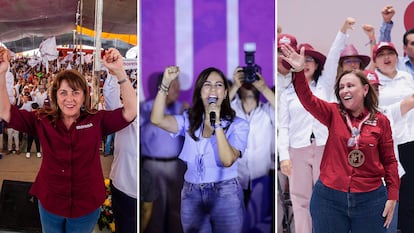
[[208, 97, 218, 127]]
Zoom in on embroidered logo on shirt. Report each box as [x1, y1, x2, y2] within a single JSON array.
[[364, 119, 377, 126], [76, 123, 93, 130]]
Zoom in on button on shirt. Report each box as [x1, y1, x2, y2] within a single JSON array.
[[173, 111, 249, 184], [292, 71, 399, 200], [8, 105, 131, 217]]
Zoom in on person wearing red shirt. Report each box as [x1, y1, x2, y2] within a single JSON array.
[[0, 47, 137, 233], [280, 44, 399, 233]]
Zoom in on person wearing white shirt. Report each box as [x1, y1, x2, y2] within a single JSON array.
[[278, 43, 328, 233], [230, 67, 274, 206], [103, 73, 137, 233], [372, 41, 414, 233]]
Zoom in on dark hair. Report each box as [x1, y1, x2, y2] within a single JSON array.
[[311, 58, 324, 84], [38, 69, 97, 122], [334, 69, 379, 120], [403, 28, 414, 46], [237, 83, 260, 105], [188, 67, 235, 140]]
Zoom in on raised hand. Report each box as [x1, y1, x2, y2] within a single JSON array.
[[382, 5, 395, 23], [341, 17, 356, 34], [0, 47, 10, 76], [162, 66, 180, 86], [279, 44, 305, 72], [362, 24, 376, 41]]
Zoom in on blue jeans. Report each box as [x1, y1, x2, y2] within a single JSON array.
[[310, 180, 387, 233], [180, 178, 245, 233], [38, 201, 100, 233], [105, 133, 114, 155]]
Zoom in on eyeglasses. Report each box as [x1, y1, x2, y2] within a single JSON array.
[[305, 57, 315, 63], [343, 58, 361, 65]]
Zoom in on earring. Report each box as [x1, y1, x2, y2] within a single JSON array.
[[81, 104, 86, 111]]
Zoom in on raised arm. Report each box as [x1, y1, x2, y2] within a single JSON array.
[[150, 66, 180, 133], [228, 67, 244, 101], [0, 48, 11, 122], [379, 5, 395, 42], [102, 48, 137, 122], [252, 72, 275, 108], [362, 24, 377, 71]]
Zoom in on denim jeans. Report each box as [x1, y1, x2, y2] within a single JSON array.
[[38, 201, 100, 233], [105, 133, 114, 155], [180, 178, 245, 233], [310, 180, 387, 233]]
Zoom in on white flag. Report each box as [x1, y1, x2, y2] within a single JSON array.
[[39, 37, 58, 61]]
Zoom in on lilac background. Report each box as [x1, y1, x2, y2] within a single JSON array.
[[141, 0, 275, 103]]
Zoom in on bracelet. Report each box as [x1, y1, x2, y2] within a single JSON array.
[[365, 39, 376, 46], [213, 122, 224, 130], [158, 84, 169, 95], [117, 78, 128, 84], [161, 82, 170, 90], [290, 66, 304, 73]]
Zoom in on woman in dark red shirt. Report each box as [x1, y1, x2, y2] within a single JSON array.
[[279, 44, 399, 233], [0, 47, 137, 233]]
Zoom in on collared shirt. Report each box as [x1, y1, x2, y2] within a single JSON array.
[[140, 100, 185, 158], [397, 56, 414, 79], [231, 98, 274, 189], [292, 71, 399, 200], [8, 105, 130, 218], [173, 111, 249, 184], [104, 74, 137, 199], [376, 69, 414, 144], [278, 80, 329, 162]]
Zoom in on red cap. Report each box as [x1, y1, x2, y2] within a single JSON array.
[[364, 70, 381, 85], [277, 34, 297, 50], [373, 42, 398, 61]]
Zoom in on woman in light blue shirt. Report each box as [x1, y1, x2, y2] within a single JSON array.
[[151, 66, 249, 233]]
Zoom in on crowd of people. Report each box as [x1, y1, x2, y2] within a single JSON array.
[[278, 4, 414, 233], [0, 46, 138, 233]]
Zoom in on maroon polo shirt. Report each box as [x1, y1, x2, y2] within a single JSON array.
[[8, 105, 131, 217], [292, 71, 400, 200]]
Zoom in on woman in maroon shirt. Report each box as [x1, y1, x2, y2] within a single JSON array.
[[279, 44, 399, 233], [0, 47, 137, 233]]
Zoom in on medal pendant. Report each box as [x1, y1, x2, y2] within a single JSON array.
[[348, 149, 365, 167]]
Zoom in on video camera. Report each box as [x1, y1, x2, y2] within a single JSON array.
[[242, 42, 261, 84]]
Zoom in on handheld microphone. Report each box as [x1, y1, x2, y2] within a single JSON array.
[[208, 97, 218, 127]]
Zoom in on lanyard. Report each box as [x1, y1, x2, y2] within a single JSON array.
[[345, 113, 370, 149]]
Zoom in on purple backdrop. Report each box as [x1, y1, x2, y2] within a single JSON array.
[[141, 0, 275, 103]]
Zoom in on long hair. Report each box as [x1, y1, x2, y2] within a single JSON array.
[[334, 69, 379, 120], [188, 67, 235, 141], [38, 69, 97, 123]]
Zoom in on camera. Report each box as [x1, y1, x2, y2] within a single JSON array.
[[242, 42, 261, 84]]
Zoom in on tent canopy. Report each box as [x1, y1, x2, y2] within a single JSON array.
[[0, 0, 137, 52]]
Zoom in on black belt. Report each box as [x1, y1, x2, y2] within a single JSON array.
[[142, 156, 178, 162]]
